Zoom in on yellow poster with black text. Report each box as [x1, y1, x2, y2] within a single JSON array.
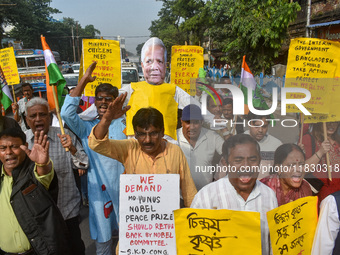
[[285, 38, 340, 122], [83, 39, 121, 96], [170, 45, 204, 95], [0, 47, 20, 85], [174, 208, 261, 255], [267, 196, 318, 255]]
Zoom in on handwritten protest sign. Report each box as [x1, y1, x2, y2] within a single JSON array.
[[174, 208, 261, 255], [170, 45, 204, 95], [82, 39, 121, 96], [119, 174, 180, 255], [0, 47, 20, 85], [285, 38, 340, 117], [267, 196, 318, 255]]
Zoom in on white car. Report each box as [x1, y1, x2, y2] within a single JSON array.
[[63, 73, 79, 89], [72, 63, 80, 74]]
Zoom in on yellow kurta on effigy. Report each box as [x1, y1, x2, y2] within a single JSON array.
[[126, 81, 178, 140]]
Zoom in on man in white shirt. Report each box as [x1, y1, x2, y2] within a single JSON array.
[[191, 134, 278, 255], [312, 191, 340, 255], [245, 111, 282, 177], [177, 104, 224, 190]]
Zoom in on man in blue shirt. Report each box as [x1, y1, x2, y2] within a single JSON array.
[[61, 63, 126, 255]]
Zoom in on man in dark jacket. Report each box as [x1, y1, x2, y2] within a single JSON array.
[[0, 128, 70, 255]]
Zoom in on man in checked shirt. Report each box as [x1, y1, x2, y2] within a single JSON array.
[[24, 97, 89, 255]]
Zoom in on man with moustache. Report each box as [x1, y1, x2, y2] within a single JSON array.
[[191, 134, 278, 255], [177, 104, 224, 190], [61, 75, 126, 254], [88, 96, 197, 208], [25, 97, 88, 254]]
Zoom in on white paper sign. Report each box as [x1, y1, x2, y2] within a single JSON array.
[[119, 174, 180, 255]]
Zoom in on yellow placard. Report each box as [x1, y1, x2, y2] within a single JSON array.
[[285, 38, 340, 117], [304, 77, 340, 123], [0, 47, 20, 85], [267, 196, 318, 255], [174, 208, 261, 255], [170, 45, 204, 95], [82, 39, 121, 96]]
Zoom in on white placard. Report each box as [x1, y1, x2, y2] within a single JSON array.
[[119, 174, 180, 255]]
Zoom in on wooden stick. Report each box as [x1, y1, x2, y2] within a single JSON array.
[[51, 85, 69, 152], [323, 122, 331, 181], [299, 114, 304, 144], [11, 85, 17, 114]]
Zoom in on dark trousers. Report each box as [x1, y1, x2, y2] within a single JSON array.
[[65, 216, 85, 255]]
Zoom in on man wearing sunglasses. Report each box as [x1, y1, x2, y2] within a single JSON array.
[[61, 77, 126, 254]]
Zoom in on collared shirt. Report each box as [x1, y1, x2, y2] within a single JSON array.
[[244, 130, 282, 178], [88, 128, 197, 207], [0, 165, 54, 253], [17, 97, 28, 132], [191, 177, 278, 255], [61, 95, 126, 243], [311, 195, 340, 255], [26, 127, 87, 220], [177, 127, 224, 190]]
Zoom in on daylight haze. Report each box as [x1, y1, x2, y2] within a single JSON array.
[[49, 0, 163, 55]]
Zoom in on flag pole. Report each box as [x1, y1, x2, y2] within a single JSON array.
[[299, 113, 304, 144], [51, 84, 69, 152], [323, 122, 331, 181]]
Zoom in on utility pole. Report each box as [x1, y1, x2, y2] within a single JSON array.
[[72, 26, 76, 63], [76, 22, 80, 62]]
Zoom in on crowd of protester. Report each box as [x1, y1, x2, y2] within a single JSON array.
[[1, 37, 339, 255]]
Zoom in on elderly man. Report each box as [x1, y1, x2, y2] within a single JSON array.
[[25, 97, 88, 255], [12, 82, 34, 132], [0, 128, 70, 254], [177, 104, 224, 190], [245, 111, 282, 177], [88, 95, 197, 207], [191, 134, 278, 255], [61, 78, 126, 254]]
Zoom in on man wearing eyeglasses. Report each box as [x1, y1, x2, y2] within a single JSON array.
[[61, 78, 126, 254], [88, 97, 197, 208]]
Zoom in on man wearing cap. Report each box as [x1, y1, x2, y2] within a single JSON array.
[[177, 104, 225, 190]]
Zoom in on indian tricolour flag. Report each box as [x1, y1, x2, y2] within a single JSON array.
[[41, 36, 66, 109], [0, 64, 13, 110], [240, 55, 270, 114]]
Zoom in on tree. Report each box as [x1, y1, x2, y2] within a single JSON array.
[[149, 0, 211, 56], [1, 0, 60, 49], [209, 0, 300, 74]]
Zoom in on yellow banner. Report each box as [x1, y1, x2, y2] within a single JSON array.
[[285, 38, 340, 118], [174, 208, 261, 255], [170, 45, 204, 95], [0, 47, 20, 85], [82, 39, 121, 96], [267, 196, 318, 255]]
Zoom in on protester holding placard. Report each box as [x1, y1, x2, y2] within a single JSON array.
[[88, 96, 197, 207], [260, 143, 312, 206], [61, 66, 126, 254], [191, 134, 278, 255], [302, 122, 340, 204]]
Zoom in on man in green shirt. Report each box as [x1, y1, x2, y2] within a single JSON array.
[[0, 128, 69, 254]]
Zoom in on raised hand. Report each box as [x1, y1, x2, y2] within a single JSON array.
[[102, 92, 131, 122], [20, 130, 50, 166], [83, 61, 97, 84]]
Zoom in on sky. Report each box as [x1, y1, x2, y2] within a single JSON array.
[[49, 0, 163, 55]]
